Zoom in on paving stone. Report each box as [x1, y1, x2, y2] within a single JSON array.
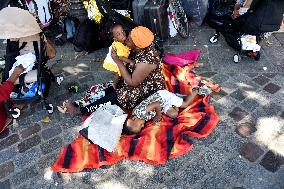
[[259, 151, 284, 173], [235, 122, 256, 138], [0, 161, 14, 179], [211, 89, 228, 101], [263, 73, 277, 78], [0, 180, 11, 189], [280, 111, 284, 119], [263, 83, 281, 94], [20, 124, 41, 139], [11, 166, 39, 186], [233, 187, 245, 189], [15, 148, 41, 168], [252, 75, 270, 86], [198, 71, 217, 78], [201, 173, 231, 189], [41, 126, 62, 140], [230, 89, 247, 101], [18, 135, 41, 153], [228, 107, 249, 122], [240, 98, 260, 112], [0, 134, 20, 151], [239, 143, 264, 162], [239, 81, 260, 92], [0, 128, 10, 140], [0, 147, 17, 164], [212, 74, 230, 84], [177, 163, 207, 185], [245, 73, 258, 78], [37, 153, 58, 171], [40, 136, 63, 155]]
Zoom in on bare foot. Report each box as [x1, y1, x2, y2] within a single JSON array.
[[61, 100, 81, 115]]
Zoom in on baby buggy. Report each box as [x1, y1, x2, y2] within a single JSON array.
[[207, 0, 284, 63], [0, 7, 55, 118]]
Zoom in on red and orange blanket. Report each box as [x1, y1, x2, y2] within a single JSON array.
[[52, 63, 220, 173]]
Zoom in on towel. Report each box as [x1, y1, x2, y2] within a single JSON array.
[[9, 53, 36, 77], [80, 103, 128, 152]]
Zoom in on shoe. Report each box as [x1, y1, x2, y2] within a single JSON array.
[[195, 86, 212, 96]]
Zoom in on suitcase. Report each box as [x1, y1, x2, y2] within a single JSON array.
[[144, 0, 169, 41], [132, 0, 148, 25]]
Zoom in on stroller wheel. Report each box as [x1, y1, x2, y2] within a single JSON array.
[[9, 108, 21, 119], [46, 104, 54, 114], [254, 51, 260, 61], [209, 34, 219, 44], [56, 76, 64, 86], [233, 54, 240, 63]]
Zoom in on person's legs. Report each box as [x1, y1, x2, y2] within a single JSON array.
[[62, 86, 118, 115], [80, 86, 118, 115]]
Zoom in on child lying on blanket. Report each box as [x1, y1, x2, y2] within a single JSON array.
[[125, 87, 211, 134], [103, 24, 134, 88]]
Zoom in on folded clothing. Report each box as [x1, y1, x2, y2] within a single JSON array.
[[103, 42, 130, 76], [9, 53, 36, 77], [80, 103, 128, 152]]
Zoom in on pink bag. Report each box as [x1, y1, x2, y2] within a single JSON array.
[[163, 50, 201, 67]]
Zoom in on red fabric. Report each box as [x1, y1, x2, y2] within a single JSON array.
[[0, 81, 14, 132], [163, 50, 201, 67], [52, 65, 220, 173]]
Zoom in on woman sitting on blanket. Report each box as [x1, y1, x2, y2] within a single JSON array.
[[59, 26, 165, 115]]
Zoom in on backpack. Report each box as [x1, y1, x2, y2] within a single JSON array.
[[242, 0, 284, 34], [73, 19, 110, 52], [24, 0, 53, 28]]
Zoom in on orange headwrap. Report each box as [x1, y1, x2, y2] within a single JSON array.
[[130, 26, 154, 48]]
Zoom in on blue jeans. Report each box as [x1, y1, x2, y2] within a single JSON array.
[[65, 18, 76, 39]]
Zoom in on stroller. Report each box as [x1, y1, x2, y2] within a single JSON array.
[[207, 0, 284, 63], [0, 7, 55, 119]]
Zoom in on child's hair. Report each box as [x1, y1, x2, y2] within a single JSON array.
[[109, 23, 124, 39], [122, 118, 136, 135]]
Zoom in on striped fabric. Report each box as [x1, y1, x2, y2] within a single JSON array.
[[52, 64, 220, 172]]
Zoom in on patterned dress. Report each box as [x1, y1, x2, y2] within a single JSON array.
[[116, 46, 165, 110]]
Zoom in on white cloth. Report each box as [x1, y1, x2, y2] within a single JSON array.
[[241, 35, 261, 52], [9, 53, 36, 77], [81, 103, 128, 152], [157, 90, 183, 113]]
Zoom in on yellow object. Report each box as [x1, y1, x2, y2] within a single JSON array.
[[83, 0, 103, 24], [103, 42, 131, 76], [130, 26, 154, 48]]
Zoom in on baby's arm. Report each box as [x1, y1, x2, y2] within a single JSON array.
[[146, 102, 162, 122], [119, 56, 135, 66]]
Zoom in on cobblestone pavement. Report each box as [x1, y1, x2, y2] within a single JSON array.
[[0, 26, 283, 189]]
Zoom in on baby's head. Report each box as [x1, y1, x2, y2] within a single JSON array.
[[111, 24, 127, 43], [124, 116, 145, 134]]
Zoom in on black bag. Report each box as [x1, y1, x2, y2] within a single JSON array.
[[144, 0, 169, 41], [206, 0, 235, 29], [96, 0, 137, 34], [73, 20, 110, 52], [221, 31, 241, 51], [109, 0, 133, 11], [242, 0, 284, 35]]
